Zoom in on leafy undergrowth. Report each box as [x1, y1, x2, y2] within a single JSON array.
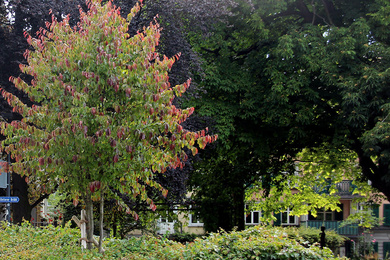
[[0, 222, 345, 259]]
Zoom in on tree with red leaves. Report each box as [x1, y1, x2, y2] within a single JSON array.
[[0, 0, 215, 251]]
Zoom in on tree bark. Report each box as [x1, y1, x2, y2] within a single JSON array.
[[12, 172, 31, 223], [233, 186, 245, 231], [98, 188, 104, 254], [83, 192, 94, 250]]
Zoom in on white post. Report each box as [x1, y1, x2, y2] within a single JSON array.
[[81, 209, 87, 249]]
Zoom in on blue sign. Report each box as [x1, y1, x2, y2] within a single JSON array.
[[0, 197, 19, 203], [0, 160, 6, 189]]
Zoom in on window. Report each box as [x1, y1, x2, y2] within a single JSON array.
[[159, 215, 174, 223], [384, 204, 390, 226], [384, 242, 390, 259], [245, 205, 261, 225], [158, 212, 175, 234], [188, 210, 203, 227], [281, 208, 298, 225], [309, 204, 344, 221], [372, 204, 379, 219]]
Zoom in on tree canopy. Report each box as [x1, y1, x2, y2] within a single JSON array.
[[186, 0, 390, 231], [0, 0, 214, 224], [0, 0, 215, 250]]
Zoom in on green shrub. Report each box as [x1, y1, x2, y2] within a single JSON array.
[[0, 222, 345, 259], [181, 226, 341, 260], [0, 221, 100, 259], [284, 226, 347, 252]]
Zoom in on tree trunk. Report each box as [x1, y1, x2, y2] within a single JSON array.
[[112, 212, 117, 238], [232, 186, 245, 231], [98, 188, 104, 254], [12, 172, 31, 224], [83, 192, 94, 250]]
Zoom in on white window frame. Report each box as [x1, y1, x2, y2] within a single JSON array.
[[245, 204, 261, 225], [281, 208, 298, 225], [188, 210, 203, 227]]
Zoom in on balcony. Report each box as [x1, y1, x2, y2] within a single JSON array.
[[314, 180, 358, 197], [303, 220, 359, 236]]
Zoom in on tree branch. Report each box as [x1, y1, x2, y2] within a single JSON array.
[[30, 192, 51, 209], [311, 0, 316, 25], [200, 46, 221, 56], [321, 0, 335, 26], [30, 184, 59, 208]]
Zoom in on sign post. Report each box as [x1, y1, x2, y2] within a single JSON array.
[[0, 160, 6, 189], [7, 154, 10, 223], [0, 154, 13, 224]]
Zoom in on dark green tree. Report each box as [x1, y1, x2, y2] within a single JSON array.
[[187, 0, 390, 232]]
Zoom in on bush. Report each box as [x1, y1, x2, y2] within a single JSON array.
[[180, 226, 341, 260], [0, 221, 101, 259], [284, 226, 347, 252], [0, 222, 345, 259]]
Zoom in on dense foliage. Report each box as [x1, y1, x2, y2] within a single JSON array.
[[0, 222, 342, 260], [187, 0, 390, 231], [284, 226, 347, 253], [0, 0, 212, 224], [0, 0, 215, 250]]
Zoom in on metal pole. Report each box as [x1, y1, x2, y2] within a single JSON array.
[[6, 153, 10, 224]]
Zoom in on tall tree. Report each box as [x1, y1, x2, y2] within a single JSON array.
[[187, 0, 390, 231], [0, 0, 214, 224], [0, 0, 215, 251]]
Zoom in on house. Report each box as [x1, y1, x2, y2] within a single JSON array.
[[259, 180, 390, 259], [154, 180, 390, 259]]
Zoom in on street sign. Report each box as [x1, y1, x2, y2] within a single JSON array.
[[0, 197, 19, 203], [0, 160, 6, 189]]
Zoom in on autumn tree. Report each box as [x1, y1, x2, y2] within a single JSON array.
[[0, 0, 215, 251], [1, 0, 224, 224]]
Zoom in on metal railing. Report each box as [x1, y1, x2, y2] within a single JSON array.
[[304, 220, 359, 236], [335, 180, 356, 196], [314, 180, 357, 196]]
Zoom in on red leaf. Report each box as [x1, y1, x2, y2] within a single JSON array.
[[126, 145, 133, 153], [89, 183, 95, 193], [39, 157, 45, 166], [113, 154, 119, 163], [126, 88, 131, 98]]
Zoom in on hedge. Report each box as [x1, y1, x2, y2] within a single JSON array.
[[0, 221, 345, 259]]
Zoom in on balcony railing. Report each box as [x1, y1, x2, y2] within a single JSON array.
[[314, 180, 357, 196], [303, 220, 359, 236], [335, 180, 357, 196]]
